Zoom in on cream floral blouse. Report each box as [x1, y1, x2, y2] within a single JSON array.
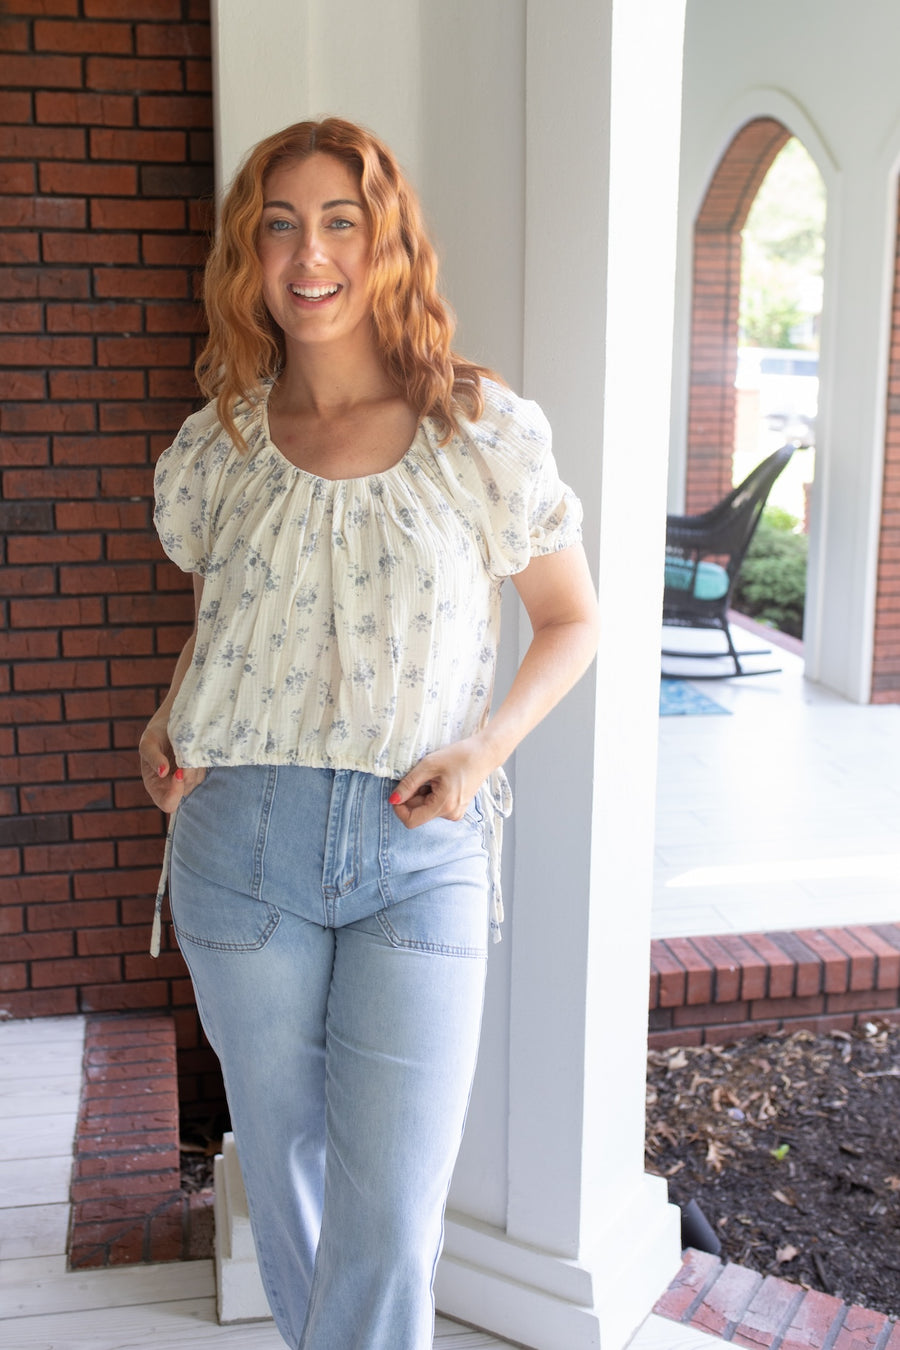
[[152, 379, 583, 941]]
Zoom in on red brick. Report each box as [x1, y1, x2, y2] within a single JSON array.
[[4, 401, 95, 434], [4, 54, 83, 87], [80, 981, 169, 1012], [0, 301, 42, 332], [1, 372, 46, 399], [673, 999, 750, 1028], [54, 434, 147, 465], [43, 234, 139, 265], [819, 927, 877, 991], [30, 953, 120, 987], [14, 661, 106, 693], [0, 872, 70, 903], [144, 299, 205, 332], [751, 994, 825, 1020], [845, 925, 900, 989], [50, 370, 146, 401], [40, 162, 137, 197], [3, 466, 98, 498], [689, 1261, 762, 1338], [34, 19, 134, 52], [830, 1303, 889, 1349], [56, 502, 149, 531], [85, 0, 182, 14], [137, 93, 211, 128], [0, 964, 28, 991], [768, 931, 822, 997], [118, 838, 166, 868], [97, 335, 191, 367], [35, 90, 135, 125], [90, 197, 185, 231], [0, 267, 90, 300], [0, 908, 24, 936], [73, 807, 159, 841], [0, 988, 78, 1017], [0, 236, 40, 265], [0, 692, 62, 725], [4, 126, 86, 159], [731, 1274, 804, 1349], [93, 269, 189, 300], [661, 939, 713, 1005], [106, 533, 167, 562], [90, 128, 186, 161], [135, 23, 210, 57], [0, 91, 32, 121], [4, 930, 74, 962], [777, 1287, 847, 1350], [653, 1248, 722, 1321], [28, 900, 117, 930], [77, 871, 159, 903], [742, 933, 796, 998], [0, 17, 29, 48], [691, 934, 742, 1003], [86, 56, 184, 92], [59, 563, 152, 594], [18, 721, 110, 755], [825, 988, 899, 1014], [0, 163, 37, 193], [185, 58, 212, 93], [0, 336, 94, 368], [63, 629, 154, 658], [792, 929, 849, 994]]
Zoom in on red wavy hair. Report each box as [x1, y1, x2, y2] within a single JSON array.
[[195, 117, 497, 449]]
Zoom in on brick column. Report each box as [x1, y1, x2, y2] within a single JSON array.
[[685, 117, 790, 513]]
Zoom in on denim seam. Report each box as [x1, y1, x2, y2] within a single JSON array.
[[253, 764, 278, 901], [373, 910, 487, 959]]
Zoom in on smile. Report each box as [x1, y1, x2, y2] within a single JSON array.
[[289, 284, 341, 300]]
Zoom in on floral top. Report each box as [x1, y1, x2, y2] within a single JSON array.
[[154, 379, 582, 777]]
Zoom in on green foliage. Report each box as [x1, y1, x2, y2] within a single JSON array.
[[733, 507, 807, 639], [740, 138, 825, 349]]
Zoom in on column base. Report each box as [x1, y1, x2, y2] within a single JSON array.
[[213, 1133, 272, 1325], [436, 1175, 682, 1350]]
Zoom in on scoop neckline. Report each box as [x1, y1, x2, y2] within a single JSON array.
[[258, 386, 427, 485]]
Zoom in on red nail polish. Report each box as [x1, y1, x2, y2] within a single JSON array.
[[157, 764, 166, 777], [389, 790, 401, 804], [174, 768, 184, 781]]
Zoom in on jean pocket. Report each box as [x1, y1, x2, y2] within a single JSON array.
[[171, 881, 281, 953]]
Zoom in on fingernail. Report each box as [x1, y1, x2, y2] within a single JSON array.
[[389, 790, 401, 805], [174, 768, 184, 781], [157, 764, 167, 777]]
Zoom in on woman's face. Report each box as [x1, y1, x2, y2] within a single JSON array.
[[257, 153, 374, 358]]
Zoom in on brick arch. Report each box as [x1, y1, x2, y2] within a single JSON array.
[[685, 117, 792, 513]]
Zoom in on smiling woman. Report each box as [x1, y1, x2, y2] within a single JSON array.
[[139, 115, 599, 1350]]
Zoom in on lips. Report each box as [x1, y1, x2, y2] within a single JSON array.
[[289, 283, 341, 300]]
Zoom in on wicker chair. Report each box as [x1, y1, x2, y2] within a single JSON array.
[[662, 444, 795, 678]]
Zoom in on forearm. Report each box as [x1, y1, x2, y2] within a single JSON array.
[[476, 614, 598, 771]]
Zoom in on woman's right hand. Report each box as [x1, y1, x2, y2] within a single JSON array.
[[139, 716, 186, 814]]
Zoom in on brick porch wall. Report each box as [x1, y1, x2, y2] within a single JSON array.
[[0, 0, 223, 1115]]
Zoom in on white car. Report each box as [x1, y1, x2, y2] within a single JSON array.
[[736, 346, 818, 441]]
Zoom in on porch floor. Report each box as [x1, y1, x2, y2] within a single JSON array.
[[0, 1016, 720, 1349], [655, 627, 900, 940]]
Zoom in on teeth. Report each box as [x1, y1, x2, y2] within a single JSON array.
[[290, 284, 340, 299]]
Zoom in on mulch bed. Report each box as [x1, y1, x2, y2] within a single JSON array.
[[646, 1021, 900, 1317]]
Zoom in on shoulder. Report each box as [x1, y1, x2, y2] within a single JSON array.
[[156, 393, 265, 484], [467, 378, 551, 452]]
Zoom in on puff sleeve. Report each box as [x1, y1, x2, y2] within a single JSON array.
[[458, 382, 584, 579], [153, 401, 229, 576]]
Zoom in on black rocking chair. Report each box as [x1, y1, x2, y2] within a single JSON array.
[[662, 444, 795, 678]]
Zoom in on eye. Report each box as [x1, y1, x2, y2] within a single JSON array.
[[266, 218, 294, 233], [327, 217, 355, 231]]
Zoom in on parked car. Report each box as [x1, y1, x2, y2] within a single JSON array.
[[736, 346, 818, 441]]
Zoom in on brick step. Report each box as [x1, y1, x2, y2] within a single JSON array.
[[69, 1012, 213, 1268], [650, 923, 900, 1048], [657, 1247, 899, 1347]]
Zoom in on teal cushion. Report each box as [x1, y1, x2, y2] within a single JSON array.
[[664, 557, 729, 601]]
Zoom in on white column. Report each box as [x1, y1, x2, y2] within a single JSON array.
[[210, 2, 684, 1344]]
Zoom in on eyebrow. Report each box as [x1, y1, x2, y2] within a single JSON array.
[[261, 198, 364, 211]]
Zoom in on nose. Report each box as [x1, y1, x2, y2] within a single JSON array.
[[292, 226, 328, 266]]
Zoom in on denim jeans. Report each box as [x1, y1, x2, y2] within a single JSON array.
[[169, 765, 490, 1350]]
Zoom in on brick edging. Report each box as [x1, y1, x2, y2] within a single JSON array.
[[656, 1247, 899, 1347], [69, 1012, 211, 1267], [650, 923, 900, 1047]]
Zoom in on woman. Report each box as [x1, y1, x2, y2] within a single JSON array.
[[140, 117, 599, 1350]]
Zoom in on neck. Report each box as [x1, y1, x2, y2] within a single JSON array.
[[275, 337, 397, 417]]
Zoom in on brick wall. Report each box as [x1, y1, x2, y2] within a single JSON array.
[[0, 0, 223, 1113], [685, 118, 790, 514], [872, 179, 900, 702]]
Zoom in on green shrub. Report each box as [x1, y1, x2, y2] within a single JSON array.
[[733, 508, 807, 639]]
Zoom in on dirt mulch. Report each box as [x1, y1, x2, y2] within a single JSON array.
[[646, 1021, 900, 1317]]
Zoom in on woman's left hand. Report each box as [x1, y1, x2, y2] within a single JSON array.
[[389, 737, 493, 828]]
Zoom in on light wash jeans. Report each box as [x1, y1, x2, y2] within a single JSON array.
[[169, 765, 489, 1350]]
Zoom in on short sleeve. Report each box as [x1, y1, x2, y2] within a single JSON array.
[[460, 382, 584, 578], [153, 401, 227, 575]]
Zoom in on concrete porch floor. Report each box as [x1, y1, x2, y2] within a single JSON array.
[[655, 626, 900, 941]]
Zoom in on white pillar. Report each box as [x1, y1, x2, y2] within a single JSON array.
[[211, 3, 684, 1344]]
